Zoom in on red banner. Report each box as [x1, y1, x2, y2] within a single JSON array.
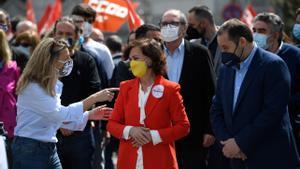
[[240, 4, 257, 29], [26, 0, 36, 23], [83, 0, 143, 32]]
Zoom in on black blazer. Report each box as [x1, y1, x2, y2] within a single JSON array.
[[175, 40, 216, 144]]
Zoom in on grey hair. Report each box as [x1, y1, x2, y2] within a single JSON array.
[[161, 9, 188, 27], [179, 11, 188, 26], [254, 12, 284, 34]]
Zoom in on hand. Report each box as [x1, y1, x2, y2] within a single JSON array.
[[202, 134, 215, 148], [233, 151, 248, 160], [60, 128, 73, 136], [129, 127, 152, 147], [88, 105, 113, 120], [221, 138, 241, 158], [93, 88, 119, 102]]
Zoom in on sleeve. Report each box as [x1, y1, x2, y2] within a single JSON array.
[[60, 111, 89, 131], [150, 130, 162, 145], [200, 47, 216, 135], [234, 60, 291, 156], [24, 84, 85, 124], [210, 69, 232, 141], [157, 84, 190, 144], [86, 54, 101, 95], [102, 46, 115, 80], [122, 126, 133, 139], [107, 83, 127, 139]]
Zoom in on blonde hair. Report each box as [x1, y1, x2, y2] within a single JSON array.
[[0, 29, 12, 64], [16, 38, 68, 96]]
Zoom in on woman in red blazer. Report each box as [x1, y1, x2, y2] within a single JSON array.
[[107, 39, 190, 169]]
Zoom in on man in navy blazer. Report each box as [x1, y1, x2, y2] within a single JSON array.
[[210, 19, 299, 169]]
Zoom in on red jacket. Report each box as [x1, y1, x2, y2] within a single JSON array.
[[107, 75, 190, 169]]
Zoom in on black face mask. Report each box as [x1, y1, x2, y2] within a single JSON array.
[[221, 44, 244, 68], [185, 25, 201, 40]]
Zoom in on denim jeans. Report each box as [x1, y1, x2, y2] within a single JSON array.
[[12, 136, 62, 169]]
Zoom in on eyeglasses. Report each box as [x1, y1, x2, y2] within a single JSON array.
[[159, 21, 182, 27]]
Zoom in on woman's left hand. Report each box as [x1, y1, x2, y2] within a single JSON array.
[[88, 105, 113, 120]]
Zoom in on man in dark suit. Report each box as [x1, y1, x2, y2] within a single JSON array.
[[211, 19, 299, 169], [188, 6, 222, 77], [160, 9, 216, 169], [253, 12, 300, 152]]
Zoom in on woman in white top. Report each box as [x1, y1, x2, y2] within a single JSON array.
[[12, 38, 117, 169]]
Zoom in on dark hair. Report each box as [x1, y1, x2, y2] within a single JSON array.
[[11, 16, 26, 33], [254, 12, 284, 42], [105, 35, 122, 53], [218, 18, 253, 43], [53, 16, 80, 35], [135, 24, 160, 39], [71, 4, 96, 22], [123, 39, 166, 75], [189, 6, 214, 25]]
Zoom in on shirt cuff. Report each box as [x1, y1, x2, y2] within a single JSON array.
[[61, 111, 89, 131], [150, 130, 162, 145], [123, 126, 133, 140]]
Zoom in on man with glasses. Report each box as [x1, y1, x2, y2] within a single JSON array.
[[53, 16, 101, 169], [160, 9, 216, 169]]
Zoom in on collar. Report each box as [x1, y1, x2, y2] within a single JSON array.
[[236, 45, 257, 71], [275, 41, 283, 54], [55, 80, 64, 95], [164, 39, 185, 56], [112, 52, 123, 58], [207, 32, 217, 46]]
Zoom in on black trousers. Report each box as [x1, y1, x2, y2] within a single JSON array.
[[176, 141, 207, 169]]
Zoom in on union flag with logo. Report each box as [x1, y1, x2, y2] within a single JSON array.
[[83, 0, 143, 32]]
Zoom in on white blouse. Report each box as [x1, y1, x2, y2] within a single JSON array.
[[14, 80, 89, 143]]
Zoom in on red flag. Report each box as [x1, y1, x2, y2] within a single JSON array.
[[26, 0, 36, 23], [84, 0, 142, 33], [125, 0, 142, 31], [38, 4, 52, 33], [40, 0, 62, 34], [240, 4, 256, 29]]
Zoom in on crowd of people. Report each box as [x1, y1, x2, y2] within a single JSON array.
[[0, 2, 300, 169]]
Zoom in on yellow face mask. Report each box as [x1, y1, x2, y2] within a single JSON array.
[[130, 60, 148, 78]]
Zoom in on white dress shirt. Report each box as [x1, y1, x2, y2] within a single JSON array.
[[14, 80, 89, 143], [122, 83, 162, 169]]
